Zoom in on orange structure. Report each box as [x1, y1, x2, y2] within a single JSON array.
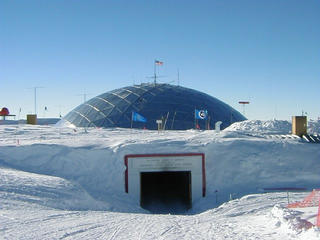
[[287, 189, 320, 208]]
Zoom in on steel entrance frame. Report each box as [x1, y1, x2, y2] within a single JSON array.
[[124, 153, 206, 207]]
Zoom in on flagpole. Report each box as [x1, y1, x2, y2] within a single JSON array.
[[154, 60, 156, 85], [194, 109, 196, 129], [171, 111, 176, 130], [18, 107, 21, 121], [163, 112, 169, 130], [204, 117, 208, 130], [177, 68, 180, 86]]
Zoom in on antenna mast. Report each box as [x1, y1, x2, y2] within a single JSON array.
[[154, 60, 157, 85], [77, 90, 90, 103], [33, 87, 44, 115], [77, 93, 87, 103], [153, 59, 163, 85]]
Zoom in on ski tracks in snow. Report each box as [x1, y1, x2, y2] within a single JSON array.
[[0, 200, 315, 239]]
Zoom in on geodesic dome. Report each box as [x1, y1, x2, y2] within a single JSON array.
[[61, 83, 246, 130]]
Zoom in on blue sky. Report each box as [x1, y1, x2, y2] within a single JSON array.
[[1, 0, 319, 120]]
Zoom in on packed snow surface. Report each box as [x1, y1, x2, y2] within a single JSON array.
[[0, 120, 319, 239]]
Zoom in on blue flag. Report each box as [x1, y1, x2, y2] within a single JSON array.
[[195, 109, 208, 120], [132, 111, 147, 123]]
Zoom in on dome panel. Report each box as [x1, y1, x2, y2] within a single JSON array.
[[125, 94, 140, 104]]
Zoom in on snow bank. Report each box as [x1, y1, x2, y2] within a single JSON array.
[[225, 120, 292, 134], [271, 205, 320, 239], [226, 119, 320, 135], [0, 122, 319, 214], [271, 205, 313, 232], [308, 119, 320, 135], [0, 167, 108, 211]]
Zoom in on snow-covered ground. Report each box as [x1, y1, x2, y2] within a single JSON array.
[[225, 119, 320, 135], [0, 120, 319, 239]]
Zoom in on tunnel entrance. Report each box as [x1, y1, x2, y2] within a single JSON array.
[[125, 153, 206, 212], [140, 171, 191, 213]]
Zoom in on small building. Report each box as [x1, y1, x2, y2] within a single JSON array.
[[292, 116, 307, 137], [27, 114, 37, 125]]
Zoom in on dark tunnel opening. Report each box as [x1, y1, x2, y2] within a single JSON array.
[[140, 171, 191, 213]]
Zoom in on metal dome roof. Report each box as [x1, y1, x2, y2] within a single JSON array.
[[62, 83, 246, 130]]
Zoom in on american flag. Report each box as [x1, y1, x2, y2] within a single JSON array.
[[155, 60, 163, 65]]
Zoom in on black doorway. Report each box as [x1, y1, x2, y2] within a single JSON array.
[[140, 171, 191, 213]]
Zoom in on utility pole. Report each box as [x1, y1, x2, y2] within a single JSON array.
[[33, 87, 44, 115]]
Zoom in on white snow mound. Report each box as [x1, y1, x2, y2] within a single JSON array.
[[0, 120, 320, 239], [225, 119, 320, 135]]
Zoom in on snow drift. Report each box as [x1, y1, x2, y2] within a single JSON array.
[[225, 119, 320, 135], [1, 120, 320, 239], [0, 120, 319, 213]]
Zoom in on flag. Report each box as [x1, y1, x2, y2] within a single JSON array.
[[132, 111, 147, 123], [195, 109, 208, 120], [155, 60, 163, 65]]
